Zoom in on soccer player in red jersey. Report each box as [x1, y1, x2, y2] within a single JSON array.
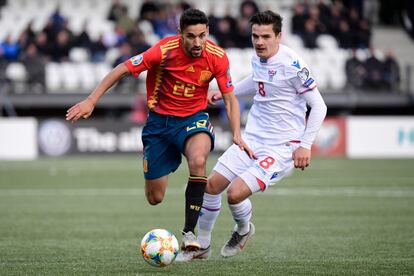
[[66, 9, 254, 252]]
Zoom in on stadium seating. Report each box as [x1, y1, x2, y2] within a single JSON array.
[[0, 0, 401, 94]]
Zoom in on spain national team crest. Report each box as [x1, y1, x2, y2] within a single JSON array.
[[199, 70, 212, 83]]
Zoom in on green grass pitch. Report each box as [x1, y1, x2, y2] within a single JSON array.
[[1, 156, 413, 275]]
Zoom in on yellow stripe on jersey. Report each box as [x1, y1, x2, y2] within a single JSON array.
[[149, 40, 180, 108], [206, 44, 224, 57], [165, 38, 179, 45], [207, 42, 224, 53], [161, 43, 179, 50]]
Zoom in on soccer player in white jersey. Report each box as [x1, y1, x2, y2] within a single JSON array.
[[176, 10, 327, 261]]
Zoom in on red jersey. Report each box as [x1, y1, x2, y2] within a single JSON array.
[[124, 36, 234, 117]]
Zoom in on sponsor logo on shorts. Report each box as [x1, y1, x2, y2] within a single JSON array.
[[254, 164, 267, 176]]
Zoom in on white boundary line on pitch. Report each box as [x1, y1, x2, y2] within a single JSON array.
[[0, 187, 413, 198]]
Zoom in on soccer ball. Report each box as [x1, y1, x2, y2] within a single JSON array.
[[140, 229, 179, 267]]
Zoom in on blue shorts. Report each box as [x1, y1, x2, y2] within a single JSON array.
[[141, 111, 215, 180]]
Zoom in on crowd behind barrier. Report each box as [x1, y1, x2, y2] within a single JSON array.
[[0, 0, 411, 98]]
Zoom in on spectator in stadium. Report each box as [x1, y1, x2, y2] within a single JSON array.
[[117, 6, 136, 34], [356, 19, 371, 49], [112, 41, 136, 92], [49, 30, 72, 62], [232, 17, 252, 48], [108, 0, 127, 22], [363, 47, 386, 90], [102, 25, 128, 48], [326, 3, 343, 38], [34, 32, 51, 59], [337, 19, 353, 49], [89, 35, 108, 63], [0, 47, 6, 81], [127, 27, 150, 54], [293, 5, 326, 49], [0, 34, 20, 61], [138, 0, 160, 27], [317, 0, 332, 29], [239, 0, 259, 19], [51, 8, 65, 29], [177, 10, 326, 262], [19, 22, 36, 50], [345, 48, 366, 89], [291, 2, 307, 36], [21, 42, 46, 93], [383, 49, 400, 90], [302, 19, 319, 49], [308, 5, 327, 34], [291, 1, 373, 50], [152, 3, 180, 38], [74, 23, 92, 49], [66, 8, 253, 253], [211, 17, 236, 48]]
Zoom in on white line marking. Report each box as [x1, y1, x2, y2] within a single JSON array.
[[0, 187, 413, 198]]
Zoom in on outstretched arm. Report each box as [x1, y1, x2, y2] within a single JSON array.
[[208, 74, 255, 105], [66, 63, 130, 122]]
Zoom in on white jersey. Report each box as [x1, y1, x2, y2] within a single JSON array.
[[236, 44, 324, 149], [214, 44, 326, 193]]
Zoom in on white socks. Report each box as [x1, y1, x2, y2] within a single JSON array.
[[198, 194, 253, 248], [228, 198, 252, 235], [198, 193, 222, 249]]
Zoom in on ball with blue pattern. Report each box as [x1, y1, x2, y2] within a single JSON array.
[[140, 229, 179, 267]]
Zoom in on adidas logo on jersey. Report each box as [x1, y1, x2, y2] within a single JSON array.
[[186, 66, 195, 72]]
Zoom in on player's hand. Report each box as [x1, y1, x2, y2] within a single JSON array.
[[292, 146, 311, 170], [65, 98, 95, 122], [207, 91, 222, 105], [233, 136, 257, 159]]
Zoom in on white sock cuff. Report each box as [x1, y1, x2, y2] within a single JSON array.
[[202, 193, 221, 210], [228, 198, 252, 222]]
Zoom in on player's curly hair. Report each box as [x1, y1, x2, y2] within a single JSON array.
[[249, 10, 283, 34], [179, 8, 209, 31]]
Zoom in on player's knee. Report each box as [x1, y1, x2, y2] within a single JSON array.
[[146, 192, 164, 205], [188, 155, 207, 171], [206, 180, 222, 195], [227, 187, 243, 204]]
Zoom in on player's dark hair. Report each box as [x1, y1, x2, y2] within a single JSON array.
[[249, 10, 283, 34], [179, 8, 209, 31]]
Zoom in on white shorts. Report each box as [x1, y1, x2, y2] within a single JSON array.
[[213, 138, 300, 193]]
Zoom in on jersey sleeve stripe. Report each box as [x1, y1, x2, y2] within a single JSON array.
[[164, 38, 179, 45], [149, 43, 178, 109], [298, 86, 317, 94], [206, 42, 224, 54], [160, 44, 179, 51], [206, 45, 224, 57]]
